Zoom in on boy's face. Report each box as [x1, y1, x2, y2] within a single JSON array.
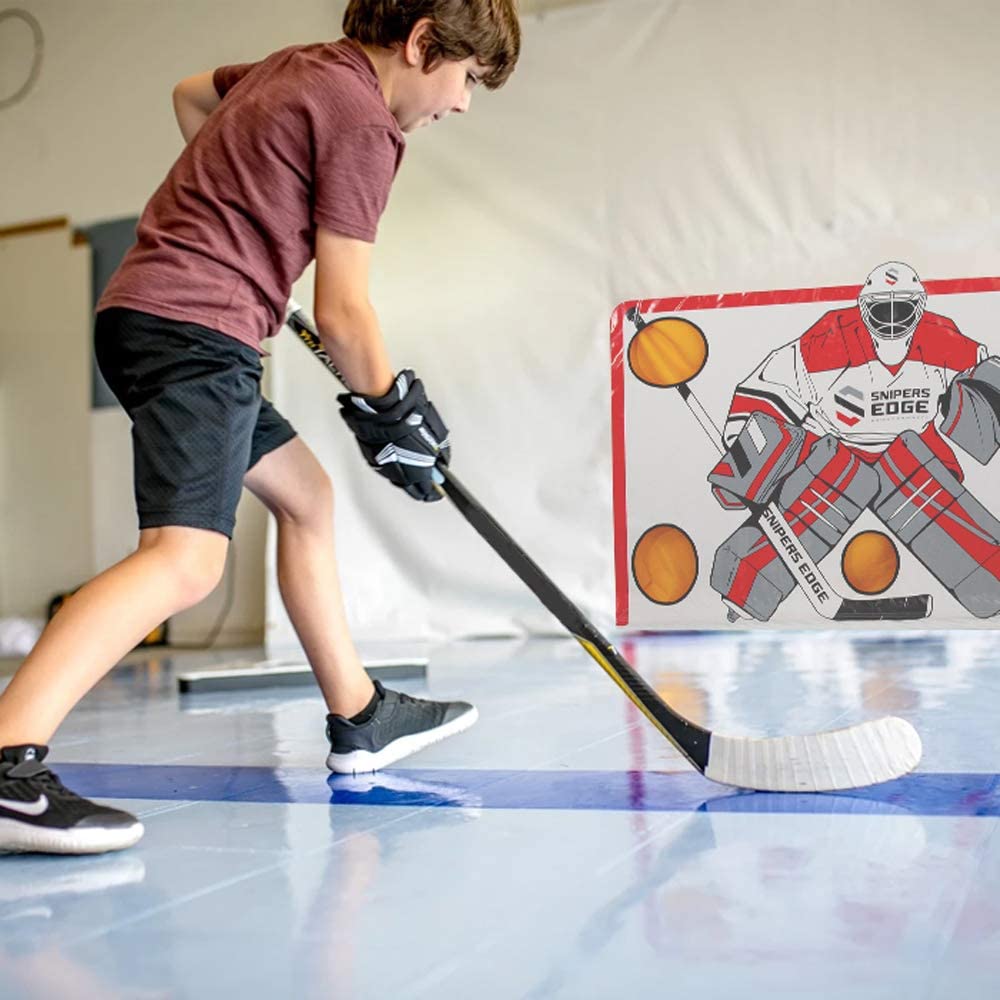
[[395, 54, 491, 133]]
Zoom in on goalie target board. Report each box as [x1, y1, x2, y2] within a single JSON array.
[[611, 272, 1000, 630]]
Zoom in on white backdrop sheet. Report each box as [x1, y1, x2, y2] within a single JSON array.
[[266, 0, 1000, 651]]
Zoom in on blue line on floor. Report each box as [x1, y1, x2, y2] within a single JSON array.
[[51, 764, 1000, 817]]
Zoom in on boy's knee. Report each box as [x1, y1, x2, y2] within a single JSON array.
[[308, 469, 335, 519], [276, 466, 335, 527], [177, 552, 227, 605], [141, 529, 229, 606]]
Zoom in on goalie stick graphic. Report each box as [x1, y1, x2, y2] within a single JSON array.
[[704, 261, 1000, 622]]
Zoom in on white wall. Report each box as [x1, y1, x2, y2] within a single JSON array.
[[0, 0, 341, 228]]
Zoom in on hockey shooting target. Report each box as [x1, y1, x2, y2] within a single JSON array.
[[841, 531, 900, 595], [632, 524, 698, 605], [627, 316, 708, 388]]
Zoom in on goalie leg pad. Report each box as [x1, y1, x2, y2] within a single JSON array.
[[711, 524, 797, 622], [940, 356, 1000, 465], [875, 431, 1000, 618], [711, 436, 878, 620], [776, 434, 880, 555]]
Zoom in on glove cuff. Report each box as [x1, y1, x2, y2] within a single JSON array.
[[339, 370, 416, 414]]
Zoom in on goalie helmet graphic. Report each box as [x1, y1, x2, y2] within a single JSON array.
[[858, 261, 927, 342]]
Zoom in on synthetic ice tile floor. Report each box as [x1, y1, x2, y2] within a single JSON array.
[[2, 631, 998, 999]]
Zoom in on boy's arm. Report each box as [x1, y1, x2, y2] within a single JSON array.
[[172, 71, 222, 144], [313, 226, 395, 397]]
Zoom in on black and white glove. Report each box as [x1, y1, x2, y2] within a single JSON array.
[[338, 370, 450, 502]]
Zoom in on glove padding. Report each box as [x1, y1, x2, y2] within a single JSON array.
[[940, 356, 1000, 465], [708, 412, 812, 510], [338, 370, 450, 502]]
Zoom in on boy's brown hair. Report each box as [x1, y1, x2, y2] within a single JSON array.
[[343, 0, 520, 90]]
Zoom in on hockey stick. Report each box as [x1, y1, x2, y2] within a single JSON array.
[[626, 307, 932, 622], [286, 300, 922, 791]]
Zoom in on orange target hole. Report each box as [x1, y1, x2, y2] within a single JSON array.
[[627, 316, 708, 388], [632, 524, 698, 605], [841, 530, 900, 595]]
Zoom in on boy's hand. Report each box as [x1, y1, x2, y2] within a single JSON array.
[[339, 370, 450, 502]]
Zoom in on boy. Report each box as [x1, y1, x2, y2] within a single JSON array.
[[0, 0, 520, 854]]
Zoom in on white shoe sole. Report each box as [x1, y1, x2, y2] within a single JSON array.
[[326, 706, 479, 775], [0, 818, 144, 855]]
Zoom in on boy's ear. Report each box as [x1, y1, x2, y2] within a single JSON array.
[[403, 17, 434, 68]]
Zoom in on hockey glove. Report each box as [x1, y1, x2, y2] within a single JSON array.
[[940, 356, 1000, 465], [338, 370, 450, 502]]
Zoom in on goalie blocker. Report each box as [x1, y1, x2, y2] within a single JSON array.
[[708, 411, 815, 511]]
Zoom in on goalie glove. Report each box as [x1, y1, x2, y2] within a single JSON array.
[[338, 370, 450, 502], [940, 356, 1000, 465]]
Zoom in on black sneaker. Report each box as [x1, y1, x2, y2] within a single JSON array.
[[0, 746, 144, 855], [325, 681, 478, 774]]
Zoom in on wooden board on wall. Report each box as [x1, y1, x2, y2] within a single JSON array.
[[0, 221, 94, 617]]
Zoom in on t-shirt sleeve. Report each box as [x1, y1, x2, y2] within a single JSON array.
[[313, 125, 403, 243], [213, 62, 258, 99]]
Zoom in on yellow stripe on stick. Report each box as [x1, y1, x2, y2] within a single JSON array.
[[574, 638, 680, 752]]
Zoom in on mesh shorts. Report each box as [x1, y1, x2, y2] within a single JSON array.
[[94, 307, 297, 538]]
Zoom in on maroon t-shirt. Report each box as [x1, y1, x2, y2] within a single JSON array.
[[99, 39, 405, 352]]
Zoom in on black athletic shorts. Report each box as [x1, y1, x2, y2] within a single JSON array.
[[94, 307, 297, 538]]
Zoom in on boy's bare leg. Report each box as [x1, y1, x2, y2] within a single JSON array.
[[243, 436, 375, 718], [0, 527, 229, 746]]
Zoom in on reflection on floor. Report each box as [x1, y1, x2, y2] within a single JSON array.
[[1, 631, 998, 999]]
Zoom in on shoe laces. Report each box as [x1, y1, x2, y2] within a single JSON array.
[[1, 759, 80, 799], [393, 690, 429, 708]]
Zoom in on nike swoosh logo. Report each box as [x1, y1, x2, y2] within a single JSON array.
[[0, 794, 48, 817]]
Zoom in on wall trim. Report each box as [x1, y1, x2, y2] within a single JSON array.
[[0, 217, 69, 240]]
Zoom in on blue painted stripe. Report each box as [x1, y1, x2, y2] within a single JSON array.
[[51, 763, 1000, 817]]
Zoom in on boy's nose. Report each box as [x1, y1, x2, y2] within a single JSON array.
[[454, 90, 471, 114]]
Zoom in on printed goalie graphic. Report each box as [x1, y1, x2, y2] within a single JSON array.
[[622, 262, 1000, 624]]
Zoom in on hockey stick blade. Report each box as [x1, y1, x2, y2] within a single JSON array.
[[706, 716, 922, 792], [286, 302, 922, 791]]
